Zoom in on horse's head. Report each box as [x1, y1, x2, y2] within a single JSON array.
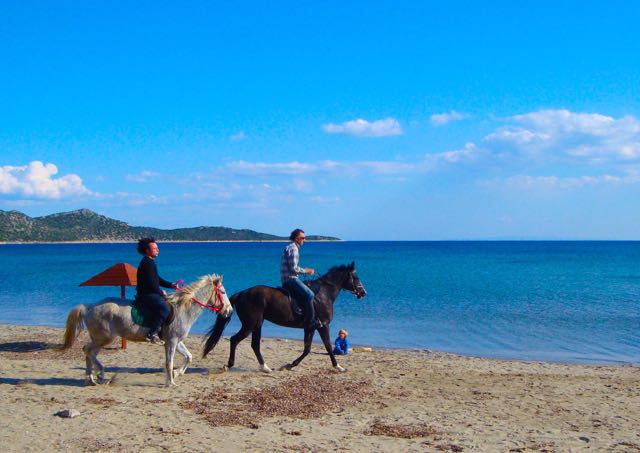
[[180, 274, 233, 317], [209, 275, 233, 318], [339, 261, 367, 299]]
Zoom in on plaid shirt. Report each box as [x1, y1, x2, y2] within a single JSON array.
[[280, 241, 305, 284]]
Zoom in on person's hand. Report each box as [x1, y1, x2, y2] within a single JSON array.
[[172, 282, 179, 290], [305, 268, 315, 275], [161, 290, 167, 297]]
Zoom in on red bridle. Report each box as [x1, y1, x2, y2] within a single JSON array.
[[176, 280, 226, 313]]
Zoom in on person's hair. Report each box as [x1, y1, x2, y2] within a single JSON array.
[[289, 229, 305, 241], [137, 237, 156, 255], [338, 329, 348, 337]]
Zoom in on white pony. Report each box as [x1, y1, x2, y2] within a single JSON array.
[[61, 274, 232, 387]]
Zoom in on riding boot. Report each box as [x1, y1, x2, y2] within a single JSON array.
[[303, 298, 322, 329], [303, 310, 314, 329], [146, 331, 164, 345]]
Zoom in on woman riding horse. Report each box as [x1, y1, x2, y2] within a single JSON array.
[[135, 238, 179, 344]]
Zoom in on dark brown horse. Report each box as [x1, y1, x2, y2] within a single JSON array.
[[202, 262, 367, 372]]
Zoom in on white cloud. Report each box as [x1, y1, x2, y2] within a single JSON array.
[[355, 161, 418, 174], [311, 195, 342, 204], [429, 111, 469, 126], [483, 109, 640, 163], [424, 142, 481, 168], [223, 159, 419, 177], [0, 161, 91, 199], [511, 109, 618, 135], [226, 160, 318, 175], [291, 178, 313, 192], [175, 109, 640, 206], [229, 131, 246, 142], [480, 173, 631, 190], [483, 129, 550, 145], [126, 170, 159, 183], [322, 118, 403, 137]]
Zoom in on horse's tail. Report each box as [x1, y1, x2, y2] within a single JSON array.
[[60, 305, 87, 350], [202, 292, 239, 358]]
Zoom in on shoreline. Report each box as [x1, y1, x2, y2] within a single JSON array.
[[5, 240, 640, 244], [0, 324, 638, 452], [1, 322, 636, 368], [0, 239, 344, 245]]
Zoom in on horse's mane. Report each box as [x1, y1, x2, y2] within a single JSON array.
[[326, 264, 351, 274], [308, 264, 352, 286], [167, 274, 222, 307]]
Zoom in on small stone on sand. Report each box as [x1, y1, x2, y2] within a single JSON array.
[[55, 409, 81, 418]]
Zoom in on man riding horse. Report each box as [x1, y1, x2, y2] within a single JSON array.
[[135, 237, 179, 344], [281, 228, 322, 329]]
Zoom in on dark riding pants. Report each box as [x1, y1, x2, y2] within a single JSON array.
[[283, 278, 316, 328], [136, 293, 170, 334]]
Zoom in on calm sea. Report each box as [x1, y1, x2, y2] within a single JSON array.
[[0, 241, 638, 365]]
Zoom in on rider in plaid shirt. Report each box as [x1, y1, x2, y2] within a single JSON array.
[[280, 228, 321, 329]]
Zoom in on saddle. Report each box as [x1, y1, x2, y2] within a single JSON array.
[[276, 287, 304, 316], [130, 300, 176, 329]]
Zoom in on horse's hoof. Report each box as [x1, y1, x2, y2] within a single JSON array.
[[279, 364, 293, 371], [222, 365, 229, 372], [85, 377, 97, 386], [334, 364, 347, 372], [260, 364, 272, 373]]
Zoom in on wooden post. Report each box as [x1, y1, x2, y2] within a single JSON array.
[[79, 262, 137, 352], [120, 285, 127, 350]]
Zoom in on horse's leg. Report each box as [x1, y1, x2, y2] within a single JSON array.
[[175, 341, 192, 377], [251, 325, 271, 373], [283, 328, 315, 370], [82, 344, 97, 386], [226, 325, 252, 371], [84, 340, 110, 384], [92, 341, 111, 383], [318, 325, 345, 372], [164, 338, 179, 387]]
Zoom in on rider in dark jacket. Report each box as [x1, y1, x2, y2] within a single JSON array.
[[135, 238, 177, 344]]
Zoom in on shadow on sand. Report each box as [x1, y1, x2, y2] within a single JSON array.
[[101, 366, 209, 374], [0, 377, 85, 387], [0, 341, 54, 353]]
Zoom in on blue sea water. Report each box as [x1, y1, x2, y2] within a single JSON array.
[[0, 241, 638, 365]]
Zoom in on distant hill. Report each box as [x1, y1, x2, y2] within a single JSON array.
[[0, 209, 340, 242]]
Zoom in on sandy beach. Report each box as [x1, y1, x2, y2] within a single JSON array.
[[0, 324, 638, 452]]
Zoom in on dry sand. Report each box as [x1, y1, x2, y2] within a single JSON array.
[[0, 324, 638, 452]]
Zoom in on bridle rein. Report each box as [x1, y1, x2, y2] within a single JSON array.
[[318, 271, 364, 297], [175, 278, 226, 313]]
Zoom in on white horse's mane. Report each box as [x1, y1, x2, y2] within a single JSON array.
[[167, 274, 222, 307]]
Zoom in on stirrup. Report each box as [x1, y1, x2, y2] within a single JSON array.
[[146, 333, 164, 345], [305, 319, 323, 329]]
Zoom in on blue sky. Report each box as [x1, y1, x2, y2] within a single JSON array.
[[2, 1, 640, 239]]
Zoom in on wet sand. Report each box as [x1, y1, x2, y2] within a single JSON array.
[[0, 324, 638, 452]]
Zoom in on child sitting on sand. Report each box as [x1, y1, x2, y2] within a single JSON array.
[[333, 329, 350, 355]]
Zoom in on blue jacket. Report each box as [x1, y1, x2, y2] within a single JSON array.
[[333, 337, 350, 355]]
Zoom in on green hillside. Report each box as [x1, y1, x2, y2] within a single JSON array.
[[0, 209, 340, 242]]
